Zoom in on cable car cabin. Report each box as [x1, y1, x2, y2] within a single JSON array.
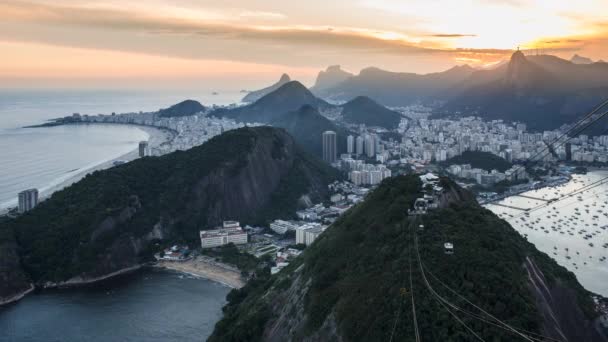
[[444, 242, 454, 254], [414, 198, 428, 213]]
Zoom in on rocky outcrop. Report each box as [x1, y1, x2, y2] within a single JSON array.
[[310, 65, 354, 95], [242, 74, 291, 103], [437, 177, 477, 208], [525, 257, 605, 341]]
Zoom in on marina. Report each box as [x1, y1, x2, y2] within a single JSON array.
[[486, 170, 608, 296]]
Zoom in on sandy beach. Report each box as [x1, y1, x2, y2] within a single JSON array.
[[156, 256, 246, 289], [30, 124, 174, 207]]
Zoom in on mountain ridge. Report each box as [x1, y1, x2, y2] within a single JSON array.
[[158, 99, 206, 117], [341, 96, 403, 129], [439, 52, 608, 130], [242, 74, 292, 103]]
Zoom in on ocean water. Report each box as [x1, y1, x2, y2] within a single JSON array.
[[486, 171, 608, 296], [0, 269, 231, 342], [0, 89, 242, 209]]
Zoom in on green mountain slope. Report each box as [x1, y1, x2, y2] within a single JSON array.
[[209, 175, 605, 342], [158, 99, 206, 117], [341, 96, 403, 129], [0, 127, 339, 288], [443, 150, 512, 172], [273, 105, 349, 157], [213, 81, 332, 124]]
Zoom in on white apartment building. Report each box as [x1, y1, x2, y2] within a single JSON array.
[[295, 223, 324, 246], [18, 188, 38, 214], [200, 221, 248, 248]]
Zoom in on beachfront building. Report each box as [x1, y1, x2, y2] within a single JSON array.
[[200, 221, 248, 249], [139, 141, 150, 157], [18, 188, 38, 213]]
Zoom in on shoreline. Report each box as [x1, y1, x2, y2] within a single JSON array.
[[38, 124, 174, 202], [0, 259, 242, 307], [155, 257, 245, 289], [0, 284, 35, 306], [0, 124, 175, 213], [42, 265, 144, 289]]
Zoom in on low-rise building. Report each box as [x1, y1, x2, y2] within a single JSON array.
[[269, 220, 298, 235]]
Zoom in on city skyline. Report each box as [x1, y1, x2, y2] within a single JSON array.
[[2, 0, 608, 89]]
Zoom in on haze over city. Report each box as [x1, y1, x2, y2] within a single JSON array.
[[2, 0, 608, 88]]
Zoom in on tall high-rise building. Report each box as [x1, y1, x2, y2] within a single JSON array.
[[322, 131, 337, 164], [346, 135, 354, 154], [365, 134, 375, 158], [139, 141, 150, 157], [355, 136, 364, 156], [18, 188, 39, 213]]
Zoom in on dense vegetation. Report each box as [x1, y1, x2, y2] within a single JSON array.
[[443, 150, 512, 172], [341, 96, 402, 129], [210, 175, 600, 341], [158, 99, 205, 117], [1, 127, 338, 284]]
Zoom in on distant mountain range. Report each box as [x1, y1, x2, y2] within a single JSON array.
[[0, 127, 338, 302], [241, 74, 291, 103], [311, 64, 476, 106], [310, 65, 354, 94], [571, 54, 594, 65], [439, 51, 608, 130], [304, 52, 608, 131], [211, 81, 405, 157], [214, 81, 331, 124]]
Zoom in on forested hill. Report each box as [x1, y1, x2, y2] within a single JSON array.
[[158, 100, 205, 117], [0, 127, 339, 298], [341, 96, 403, 129], [209, 175, 606, 342], [443, 150, 513, 172]]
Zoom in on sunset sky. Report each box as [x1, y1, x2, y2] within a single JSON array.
[[1, 0, 607, 89]]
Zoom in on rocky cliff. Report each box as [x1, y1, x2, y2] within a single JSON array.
[[242, 74, 291, 103], [0, 127, 339, 300], [209, 175, 606, 342]]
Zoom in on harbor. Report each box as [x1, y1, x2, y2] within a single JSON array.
[[486, 170, 608, 296]]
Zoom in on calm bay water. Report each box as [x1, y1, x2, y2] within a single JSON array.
[[0, 269, 230, 342], [486, 171, 608, 296]]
